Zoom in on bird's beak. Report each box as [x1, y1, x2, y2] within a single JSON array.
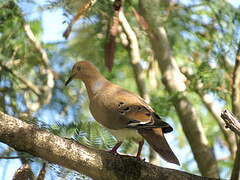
[[65, 73, 75, 86], [65, 76, 72, 86]]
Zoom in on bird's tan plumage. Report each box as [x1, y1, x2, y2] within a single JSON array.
[[65, 61, 179, 165]]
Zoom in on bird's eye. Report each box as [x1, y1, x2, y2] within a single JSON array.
[[77, 66, 81, 71]]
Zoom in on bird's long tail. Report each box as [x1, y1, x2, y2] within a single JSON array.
[[138, 128, 180, 165]]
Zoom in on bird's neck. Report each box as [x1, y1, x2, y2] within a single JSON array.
[[82, 74, 109, 98]]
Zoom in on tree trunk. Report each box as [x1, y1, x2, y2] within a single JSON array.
[[231, 41, 240, 180], [139, 0, 219, 178]]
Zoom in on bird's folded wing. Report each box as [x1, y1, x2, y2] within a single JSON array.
[[117, 101, 173, 133]]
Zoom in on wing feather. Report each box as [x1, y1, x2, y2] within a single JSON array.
[[117, 102, 172, 133]]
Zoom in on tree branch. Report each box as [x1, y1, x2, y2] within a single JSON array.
[[119, 8, 150, 103], [22, 16, 54, 110], [63, 0, 97, 39], [231, 41, 240, 180], [232, 42, 240, 120], [0, 111, 221, 180], [0, 63, 41, 96], [139, 0, 219, 177], [181, 67, 237, 155], [0, 156, 21, 159], [220, 109, 240, 136], [23, 23, 49, 69]]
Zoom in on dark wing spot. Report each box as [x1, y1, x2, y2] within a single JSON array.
[[145, 112, 151, 116], [119, 111, 125, 115], [118, 102, 124, 107], [137, 106, 142, 111], [128, 120, 139, 125], [123, 107, 130, 111]]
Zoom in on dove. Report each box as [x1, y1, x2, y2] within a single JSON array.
[[65, 61, 179, 165]]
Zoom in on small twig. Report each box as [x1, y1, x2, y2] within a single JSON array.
[[37, 163, 46, 180], [131, 7, 155, 39], [12, 163, 33, 180], [63, 0, 97, 39], [221, 109, 240, 136], [0, 156, 21, 159], [0, 63, 41, 96]]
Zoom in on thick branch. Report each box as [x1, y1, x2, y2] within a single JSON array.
[[139, 0, 219, 177], [232, 42, 240, 120], [0, 111, 220, 180], [231, 41, 240, 180], [119, 9, 150, 103]]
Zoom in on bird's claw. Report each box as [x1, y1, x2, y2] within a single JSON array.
[[136, 156, 145, 161]]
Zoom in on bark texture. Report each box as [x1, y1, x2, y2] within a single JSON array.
[[139, 0, 219, 178], [231, 41, 240, 180], [0, 111, 221, 180], [221, 110, 240, 136]]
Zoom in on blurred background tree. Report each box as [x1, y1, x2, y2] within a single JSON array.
[[0, 0, 240, 179]]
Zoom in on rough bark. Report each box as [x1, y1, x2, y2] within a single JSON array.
[[139, 0, 219, 178], [0, 111, 221, 180], [231, 41, 240, 180], [221, 110, 240, 136]]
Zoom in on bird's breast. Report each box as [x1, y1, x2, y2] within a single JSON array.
[[89, 89, 129, 130], [106, 128, 143, 143]]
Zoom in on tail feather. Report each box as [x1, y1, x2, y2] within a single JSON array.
[[138, 128, 180, 165]]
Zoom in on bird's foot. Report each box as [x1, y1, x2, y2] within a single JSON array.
[[136, 155, 145, 161], [107, 149, 120, 156], [107, 141, 122, 156]]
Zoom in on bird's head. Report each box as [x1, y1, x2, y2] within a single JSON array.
[[65, 61, 99, 86]]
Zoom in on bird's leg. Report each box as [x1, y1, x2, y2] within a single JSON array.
[[136, 140, 144, 159], [108, 141, 122, 155]]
